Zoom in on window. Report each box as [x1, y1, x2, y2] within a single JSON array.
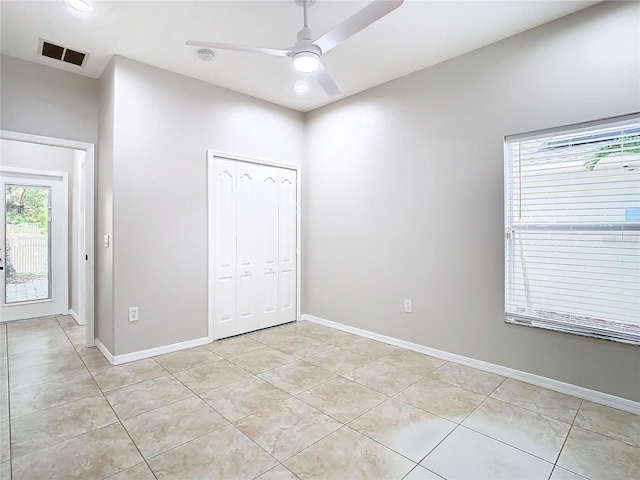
[[504, 115, 640, 344]]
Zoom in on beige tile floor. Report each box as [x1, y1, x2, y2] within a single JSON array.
[[0, 316, 639, 480]]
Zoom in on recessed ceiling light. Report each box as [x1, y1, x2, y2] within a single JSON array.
[[294, 82, 309, 93], [67, 0, 91, 13]]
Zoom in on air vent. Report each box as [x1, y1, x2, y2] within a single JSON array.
[[38, 39, 89, 67]]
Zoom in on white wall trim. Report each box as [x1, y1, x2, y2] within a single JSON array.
[[0, 166, 68, 179], [111, 337, 210, 365], [207, 149, 301, 172], [302, 314, 640, 415], [95, 339, 115, 365], [1, 130, 95, 349], [206, 150, 302, 342], [68, 309, 83, 326]]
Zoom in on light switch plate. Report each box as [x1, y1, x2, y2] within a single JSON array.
[[404, 299, 412, 313]]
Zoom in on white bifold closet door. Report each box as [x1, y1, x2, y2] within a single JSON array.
[[211, 157, 297, 340]]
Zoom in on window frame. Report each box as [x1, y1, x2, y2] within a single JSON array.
[[503, 113, 640, 345]]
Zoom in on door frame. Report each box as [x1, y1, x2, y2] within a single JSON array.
[[0, 130, 96, 348], [206, 150, 301, 342], [0, 170, 69, 320]]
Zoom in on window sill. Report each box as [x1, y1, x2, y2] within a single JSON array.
[[505, 314, 640, 346]]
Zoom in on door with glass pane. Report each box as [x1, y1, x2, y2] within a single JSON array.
[[0, 173, 68, 322]]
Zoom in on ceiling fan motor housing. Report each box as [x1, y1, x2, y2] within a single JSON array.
[[294, 27, 318, 52], [291, 27, 321, 72]]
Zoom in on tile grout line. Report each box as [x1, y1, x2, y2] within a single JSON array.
[[398, 374, 508, 472], [476, 392, 635, 454], [117, 356, 268, 473], [552, 398, 583, 469], [165, 337, 639, 469], [410, 377, 491, 468], [93, 360, 159, 480], [12, 330, 178, 468], [487, 384, 584, 421], [7, 319, 636, 479], [7, 318, 78, 473], [138, 408, 278, 480], [546, 399, 588, 480], [61, 346, 242, 478], [11, 320, 104, 458], [109, 417, 157, 479], [182, 328, 376, 475], [449, 376, 565, 470], [454, 423, 562, 475], [87, 356, 170, 393], [294, 380, 391, 424], [258, 366, 338, 397], [7, 319, 116, 469], [303, 372, 454, 468]]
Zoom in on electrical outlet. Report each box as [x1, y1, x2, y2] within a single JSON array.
[[404, 299, 412, 313], [128, 307, 139, 322]]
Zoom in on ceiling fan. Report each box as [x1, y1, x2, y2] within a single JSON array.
[[186, 0, 404, 96]]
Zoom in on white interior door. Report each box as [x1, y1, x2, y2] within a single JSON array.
[[236, 162, 260, 335], [279, 168, 297, 324], [1, 173, 69, 322], [211, 159, 237, 339], [257, 165, 280, 329], [209, 154, 298, 340]]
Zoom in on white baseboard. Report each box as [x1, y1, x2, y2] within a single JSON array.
[[95, 339, 115, 366], [68, 309, 84, 326], [302, 314, 640, 415], [111, 337, 210, 365]]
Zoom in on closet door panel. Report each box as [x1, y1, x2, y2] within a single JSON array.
[[212, 159, 237, 339], [236, 163, 260, 334], [210, 156, 298, 340], [258, 165, 280, 328], [278, 170, 297, 324]]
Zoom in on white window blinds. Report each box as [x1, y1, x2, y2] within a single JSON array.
[[504, 116, 640, 344]]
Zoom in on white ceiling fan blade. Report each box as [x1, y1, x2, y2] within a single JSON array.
[[312, 63, 341, 96], [313, 0, 404, 54], [185, 40, 291, 57]]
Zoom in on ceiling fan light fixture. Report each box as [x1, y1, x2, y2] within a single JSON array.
[[292, 51, 320, 73], [67, 0, 91, 13]]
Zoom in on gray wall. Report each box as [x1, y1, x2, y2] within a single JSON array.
[[1, 54, 99, 332], [0, 55, 99, 145], [304, 2, 640, 401], [97, 58, 116, 352], [109, 56, 305, 355]]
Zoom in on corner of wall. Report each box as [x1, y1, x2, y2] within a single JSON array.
[[96, 56, 116, 352]]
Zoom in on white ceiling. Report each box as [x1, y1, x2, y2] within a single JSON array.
[[0, 0, 599, 112]]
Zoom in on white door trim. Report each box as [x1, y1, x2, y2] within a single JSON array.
[[0, 130, 96, 347], [206, 150, 301, 342]]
